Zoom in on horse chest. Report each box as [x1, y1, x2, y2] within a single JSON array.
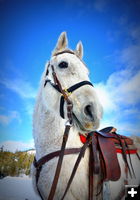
[[38, 150, 101, 200]]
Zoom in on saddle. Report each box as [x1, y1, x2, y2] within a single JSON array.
[[80, 127, 136, 182], [34, 127, 139, 200]]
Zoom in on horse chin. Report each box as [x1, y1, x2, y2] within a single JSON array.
[[73, 113, 98, 133]]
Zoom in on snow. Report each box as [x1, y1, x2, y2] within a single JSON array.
[[0, 176, 40, 200]]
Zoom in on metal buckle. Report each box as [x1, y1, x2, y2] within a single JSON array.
[[64, 89, 72, 97], [65, 120, 73, 127]]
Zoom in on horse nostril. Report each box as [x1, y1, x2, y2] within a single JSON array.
[[84, 105, 94, 119]]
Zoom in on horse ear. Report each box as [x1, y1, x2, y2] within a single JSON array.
[[75, 41, 83, 59], [52, 32, 68, 55]]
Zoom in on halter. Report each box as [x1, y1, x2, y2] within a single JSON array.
[[44, 50, 93, 119]]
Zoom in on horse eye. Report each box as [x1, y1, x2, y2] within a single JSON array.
[[58, 61, 68, 68]]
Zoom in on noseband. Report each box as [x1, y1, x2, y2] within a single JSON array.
[[44, 50, 93, 119]]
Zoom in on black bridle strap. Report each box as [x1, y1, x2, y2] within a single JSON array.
[[60, 81, 93, 118], [60, 96, 65, 118], [67, 81, 93, 93]]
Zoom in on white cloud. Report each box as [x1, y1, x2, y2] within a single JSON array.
[[0, 79, 36, 99], [0, 139, 34, 152], [95, 68, 140, 112], [94, 82, 117, 113], [99, 117, 140, 136], [95, 55, 140, 136], [0, 111, 21, 125], [0, 78, 37, 117], [99, 25, 140, 135], [107, 69, 140, 105], [120, 45, 140, 69]]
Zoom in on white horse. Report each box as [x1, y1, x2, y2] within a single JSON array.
[[32, 32, 140, 200]]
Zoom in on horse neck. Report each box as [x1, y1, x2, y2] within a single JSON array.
[[33, 90, 82, 160]]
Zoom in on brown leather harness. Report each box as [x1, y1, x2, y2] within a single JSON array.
[[33, 50, 140, 200]]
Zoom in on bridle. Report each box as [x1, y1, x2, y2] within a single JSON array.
[[44, 50, 93, 119], [33, 50, 138, 200]]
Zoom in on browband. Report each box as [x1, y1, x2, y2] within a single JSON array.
[[53, 49, 75, 56]]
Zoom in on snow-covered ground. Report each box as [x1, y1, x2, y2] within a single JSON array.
[[0, 175, 40, 200]]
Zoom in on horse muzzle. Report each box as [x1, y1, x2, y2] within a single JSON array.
[[73, 104, 100, 132]]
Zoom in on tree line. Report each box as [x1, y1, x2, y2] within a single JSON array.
[[0, 148, 34, 178]]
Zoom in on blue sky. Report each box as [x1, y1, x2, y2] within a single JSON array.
[[0, 0, 140, 152]]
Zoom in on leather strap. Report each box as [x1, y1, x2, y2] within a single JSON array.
[[124, 140, 136, 178], [67, 81, 93, 93], [61, 135, 92, 200], [47, 125, 71, 200], [91, 135, 100, 174], [34, 148, 81, 182], [53, 49, 75, 56], [88, 144, 94, 200], [34, 148, 81, 169]]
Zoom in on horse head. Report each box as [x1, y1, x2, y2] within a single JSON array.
[[41, 32, 103, 133]]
